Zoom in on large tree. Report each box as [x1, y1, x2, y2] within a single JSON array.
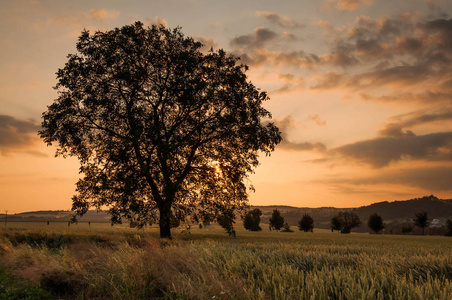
[[40, 22, 281, 239]]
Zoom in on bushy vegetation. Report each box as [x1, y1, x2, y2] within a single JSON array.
[[269, 209, 284, 231], [1, 224, 452, 299], [243, 209, 263, 231], [298, 213, 314, 232], [367, 213, 385, 234]]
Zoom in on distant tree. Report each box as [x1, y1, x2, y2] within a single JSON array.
[[269, 209, 285, 231], [402, 225, 413, 234], [445, 219, 452, 236], [243, 208, 262, 231], [414, 212, 429, 235], [281, 222, 293, 232], [338, 211, 361, 234], [298, 213, 314, 232], [330, 215, 344, 232], [39, 22, 281, 239], [367, 213, 385, 234], [217, 210, 236, 237]]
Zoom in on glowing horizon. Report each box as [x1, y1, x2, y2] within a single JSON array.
[[1, 0, 451, 214]]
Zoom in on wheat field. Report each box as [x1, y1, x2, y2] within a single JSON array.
[[0, 222, 451, 299]]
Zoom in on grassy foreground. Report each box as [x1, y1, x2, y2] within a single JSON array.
[[0, 223, 451, 299]]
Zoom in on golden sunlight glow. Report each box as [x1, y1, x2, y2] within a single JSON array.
[[1, 0, 451, 213]]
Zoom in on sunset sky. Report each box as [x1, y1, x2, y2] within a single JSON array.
[[1, 0, 452, 213]]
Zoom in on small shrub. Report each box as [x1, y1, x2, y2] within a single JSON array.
[[402, 226, 413, 234], [0, 269, 53, 300], [280, 223, 293, 232], [40, 270, 86, 297]]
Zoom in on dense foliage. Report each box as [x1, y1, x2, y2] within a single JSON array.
[[243, 208, 262, 231], [298, 213, 314, 232], [367, 213, 385, 234], [338, 212, 361, 234], [330, 215, 344, 232], [40, 22, 281, 238], [269, 209, 285, 231]]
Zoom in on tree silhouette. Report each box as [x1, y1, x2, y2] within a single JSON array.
[[367, 213, 385, 234], [243, 208, 262, 231], [40, 22, 281, 239], [330, 215, 343, 232], [269, 209, 285, 231], [298, 213, 314, 232], [414, 212, 429, 235], [445, 219, 452, 236], [338, 211, 361, 234]]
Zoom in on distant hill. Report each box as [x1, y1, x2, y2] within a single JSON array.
[[254, 195, 452, 230], [2, 195, 451, 230], [353, 195, 452, 221], [0, 210, 111, 223]]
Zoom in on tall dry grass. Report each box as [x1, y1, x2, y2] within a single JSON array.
[[0, 226, 451, 299]]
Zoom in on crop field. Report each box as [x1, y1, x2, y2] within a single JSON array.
[[0, 222, 451, 299]]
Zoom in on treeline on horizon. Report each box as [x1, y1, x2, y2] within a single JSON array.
[[2, 195, 452, 235]]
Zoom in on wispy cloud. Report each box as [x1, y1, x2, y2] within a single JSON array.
[[47, 9, 119, 26], [231, 27, 278, 49], [334, 131, 452, 167], [324, 0, 375, 11], [273, 116, 327, 152], [255, 11, 303, 28], [379, 110, 452, 137], [140, 16, 168, 28], [196, 36, 218, 53], [0, 114, 44, 156], [320, 165, 452, 192]]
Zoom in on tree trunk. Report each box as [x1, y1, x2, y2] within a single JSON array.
[[159, 204, 172, 239]]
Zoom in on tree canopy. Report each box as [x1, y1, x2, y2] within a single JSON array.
[[330, 215, 343, 232], [40, 22, 281, 239], [243, 208, 262, 231], [338, 211, 361, 234], [298, 213, 314, 232], [367, 213, 385, 234], [269, 209, 285, 231]]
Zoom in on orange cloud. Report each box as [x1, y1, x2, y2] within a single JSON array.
[[141, 16, 168, 28], [196, 36, 218, 53], [272, 116, 327, 152], [325, 0, 375, 11], [45, 9, 119, 34]]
